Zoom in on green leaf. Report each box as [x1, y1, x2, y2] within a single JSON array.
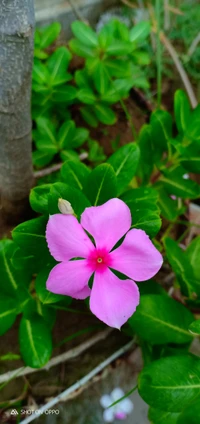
[[108, 143, 140, 194], [52, 85, 77, 103], [40, 22, 61, 49], [84, 163, 117, 206], [76, 88, 97, 104], [138, 124, 154, 184], [35, 117, 57, 143], [104, 59, 132, 78], [174, 90, 191, 133], [106, 40, 133, 55], [58, 120, 76, 149], [189, 320, 200, 335], [149, 408, 180, 424], [0, 239, 31, 297], [129, 21, 150, 43], [61, 160, 90, 190], [12, 216, 51, 270], [80, 106, 98, 127], [157, 186, 186, 221], [47, 47, 72, 86], [160, 168, 200, 199], [35, 266, 65, 304], [71, 21, 98, 47], [121, 188, 161, 237], [48, 182, 91, 216], [19, 314, 52, 368], [186, 236, 200, 293], [0, 296, 17, 336], [32, 150, 54, 167], [69, 39, 95, 58], [92, 62, 110, 95], [164, 237, 196, 297], [150, 110, 172, 162], [180, 143, 200, 173], [72, 127, 89, 148], [138, 355, 200, 412], [178, 400, 200, 424], [129, 294, 193, 344], [32, 60, 50, 84], [30, 184, 51, 214], [94, 104, 116, 125]]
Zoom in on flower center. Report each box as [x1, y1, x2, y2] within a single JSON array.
[[97, 257, 103, 263], [87, 248, 112, 273]]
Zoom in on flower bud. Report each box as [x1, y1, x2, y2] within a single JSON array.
[[58, 198, 74, 215]]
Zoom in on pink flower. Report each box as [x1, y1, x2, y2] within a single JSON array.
[[46, 198, 163, 329]]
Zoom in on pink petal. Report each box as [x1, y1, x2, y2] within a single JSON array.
[[81, 198, 131, 251], [46, 214, 94, 262], [46, 259, 92, 299], [90, 268, 139, 329], [110, 229, 163, 281]]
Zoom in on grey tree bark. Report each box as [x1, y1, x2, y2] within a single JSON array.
[[0, 0, 35, 230]]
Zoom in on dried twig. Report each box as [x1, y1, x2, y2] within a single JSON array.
[[188, 32, 200, 58], [20, 339, 135, 424], [0, 329, 112, 384], [34, 152, 88, 179], [160, 32, 198, 108], [67, 0, 88, 24]]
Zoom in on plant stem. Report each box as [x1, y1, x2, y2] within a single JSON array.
[[155, 0, 162, 108]]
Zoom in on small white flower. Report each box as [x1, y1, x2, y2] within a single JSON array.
[[100, 387, 134, 422]]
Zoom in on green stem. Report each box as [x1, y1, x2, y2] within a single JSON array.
[[108, 384, 138, 408], [156, 0, 162, 108]]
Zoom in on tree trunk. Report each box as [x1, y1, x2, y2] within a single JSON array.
[[0, 0, 35, 231]]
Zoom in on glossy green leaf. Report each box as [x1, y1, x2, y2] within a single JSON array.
[[0, 296, 17, 336], [106, 40, 133, 55], [40, 22, 61, 49], [164, 237, 196, 297], [47, 47, 72, 86], [189, 320, 200, 335], [138, 355, 200, 412], [157, 186, 186, 221], [76, 88, 97, 104], [129, 294, 193, 344], [178, 400, 200, 424], [35, 266, 65, 305], [30, 184, 51, 214], [71, 21, 98, 47], [61, 160, 90, 190], [108, 143, 140, 194], [58, 120, 76, 149], [84, 163, 117, 206], [94, 104, 116, 125], [121, 187, 161, 237], [130, 21, 150, 43], [138, 125, 153, 184], [0, 239, 31, 297], [69, 39, 95, 58], [186, 236, 200, 293], [150, 110, 172, 162], [32, 60, 50, 84], [19, 314, 52, 368], [72, 127, 89, 148], [149, 408, 180, 424], [160, 168, 200, 199], [48, 182, 91, 216], [174, 90, 191, 133], [32, 150, 54, 167], [12, 216, 50, 269], [52, 85, 77, 103], [93, 62, 110, 95], [80, 106, 98, 127]]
